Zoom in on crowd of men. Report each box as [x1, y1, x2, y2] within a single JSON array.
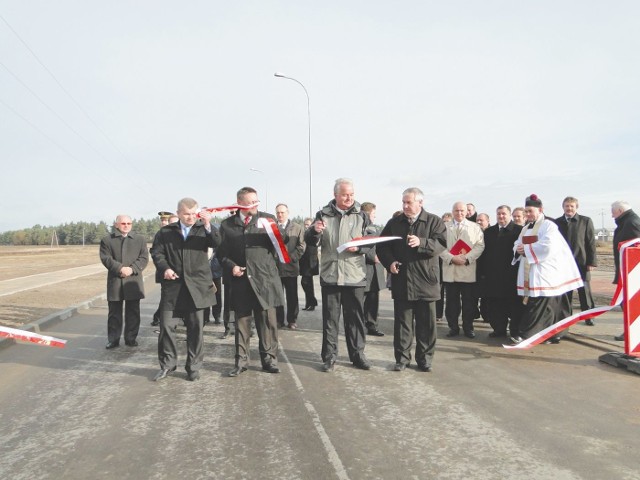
[[99, 181, 640, 381]]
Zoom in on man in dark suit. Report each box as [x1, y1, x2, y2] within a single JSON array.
[[218, 187, 284, 376], [151, 212, 177, 327], [377, 187, 447, 372], [556, 196, 598, 325], [151, 198, 220, 382], [99, 215, 149, 349], [275, 203, 305, 330], [477, 205, 523, 339]]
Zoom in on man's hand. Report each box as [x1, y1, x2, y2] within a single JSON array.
[[313, 220, 326, 233], [232, 266, 246, 277], [451, 255, 467, 266], [119, 266, 133, 277], [407, 235, 420, 248], [164, 269, 179, 280]]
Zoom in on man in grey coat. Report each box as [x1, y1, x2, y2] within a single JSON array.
[[99, 215, 149, 349], [377, 188, 447, 372]]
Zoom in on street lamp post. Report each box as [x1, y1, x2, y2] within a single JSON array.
[[274, 72, 313, 219], [249, 168, 268, 210]]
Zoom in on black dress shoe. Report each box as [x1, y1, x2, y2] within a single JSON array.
[[154, 366, 176, 381], [228, 366, 248, 377], [417, 364, 432, 372], [305, 306, 316, 311], [446, 330, 459, 337], [262, 364, 280, 374], [584, 319, 595, 326], [105, 341, 120, 349], [150, 318, 159, 327], [187, 371, 200, 381], [322, 359, 335, 372], [543, 336, 561, 344], [464, 331, 476, 339], [367, 329, 385, 337], [394, 363, 406, 371], [125, 340, 139, 347], [354, 356, 371, 370], [614, 333, 625, 341]]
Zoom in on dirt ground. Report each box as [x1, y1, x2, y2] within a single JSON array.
[[0, 246, 156, 328]]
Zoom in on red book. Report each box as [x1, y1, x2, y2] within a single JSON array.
[[450, 239, 472, 255], [522, 235, 538, 245]]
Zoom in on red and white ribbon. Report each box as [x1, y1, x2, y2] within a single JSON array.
[[337, 236, 402, 253], [505, 237, 640, 349], [257, 217, 291, 264], [0, 325, 66, 348], [197, 202, 260, 217]]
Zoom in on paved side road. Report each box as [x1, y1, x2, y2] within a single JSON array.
[[0, 285, 638, 480]]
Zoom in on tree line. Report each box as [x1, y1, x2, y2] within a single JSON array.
[[0, 215, 309, 246]]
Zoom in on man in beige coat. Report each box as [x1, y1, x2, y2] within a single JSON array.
[[440, 201, 485, 338]]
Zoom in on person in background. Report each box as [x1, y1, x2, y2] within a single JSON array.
[[299, 217, 319, 311], [476, 213, 490, 231], [360, 202, 386, 337], [466, 203, 477, 223], [275, 203, 306, 330], [100, 215, 149, 349], [512, 207, 526, 227], [555, 197, 597, 326], [611, 200, 640, 341], [151, 211, 175, 327], [435, 212, 452, 321]]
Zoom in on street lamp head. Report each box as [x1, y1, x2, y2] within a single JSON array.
[[274, 72, 286, 77]]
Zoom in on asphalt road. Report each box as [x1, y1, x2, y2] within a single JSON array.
[[0, 285, 638, 480]]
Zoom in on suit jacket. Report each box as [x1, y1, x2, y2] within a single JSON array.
[[277, 220, 306, 277], [377, 209, 447, 301], [218, 211, 284, 311], [440, 219, 485, 283], [555, 213, 597, 280], [100, 230, 149, 301], [477, 221, 522, 298], [150, 220, 220, 310]]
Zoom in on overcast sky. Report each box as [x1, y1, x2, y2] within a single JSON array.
[[1, 1, 638, 233]]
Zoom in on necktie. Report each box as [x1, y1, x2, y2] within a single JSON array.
[[182, 226, 190, 239], [244, 215, 251, 226]]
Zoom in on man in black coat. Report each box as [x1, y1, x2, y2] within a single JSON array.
[[555, 196, 598, 325], [377, 188, 447, 372], [299, 218, 319, 311], [477, 205, 523, 339], [218, 187, 284, 377], [361, 202, 387, 337], [99, 215, 149, 349], [151, 198, 220, 382], [611, 201, 640, 341]]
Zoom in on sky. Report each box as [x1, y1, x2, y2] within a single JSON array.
[[1, 1, 638, 233]]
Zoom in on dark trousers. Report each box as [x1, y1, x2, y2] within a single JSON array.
[[158, 308, 205, 373], [107, 299, 140, 344], [520, 295, 563, 339], [234, 308, 278, 368], [435, 283, 445, 319], [203, 277, 222, 323], [364, 289, 380, 331], [301, 275, 317, 308], [223, 279, 232, 329], [321, 285, 366, 363], [561, 282, 596, 318], [444, 282, 476, 334], [276, 276, 300, 326], [394, 299, 436, 367], [483, 296, 523, 336]]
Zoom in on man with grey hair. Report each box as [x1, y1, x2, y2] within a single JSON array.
[[305, 178, 372, 372], [378, 188, 447, 372], [611, 200, 640, 341], [100, 215, 149, 349]]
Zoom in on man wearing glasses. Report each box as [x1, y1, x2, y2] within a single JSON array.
[[99, 215, 149, 349]]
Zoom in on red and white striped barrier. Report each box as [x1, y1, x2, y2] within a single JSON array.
[[621, 244, 640, 357], [0, 325, 66, 348]]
